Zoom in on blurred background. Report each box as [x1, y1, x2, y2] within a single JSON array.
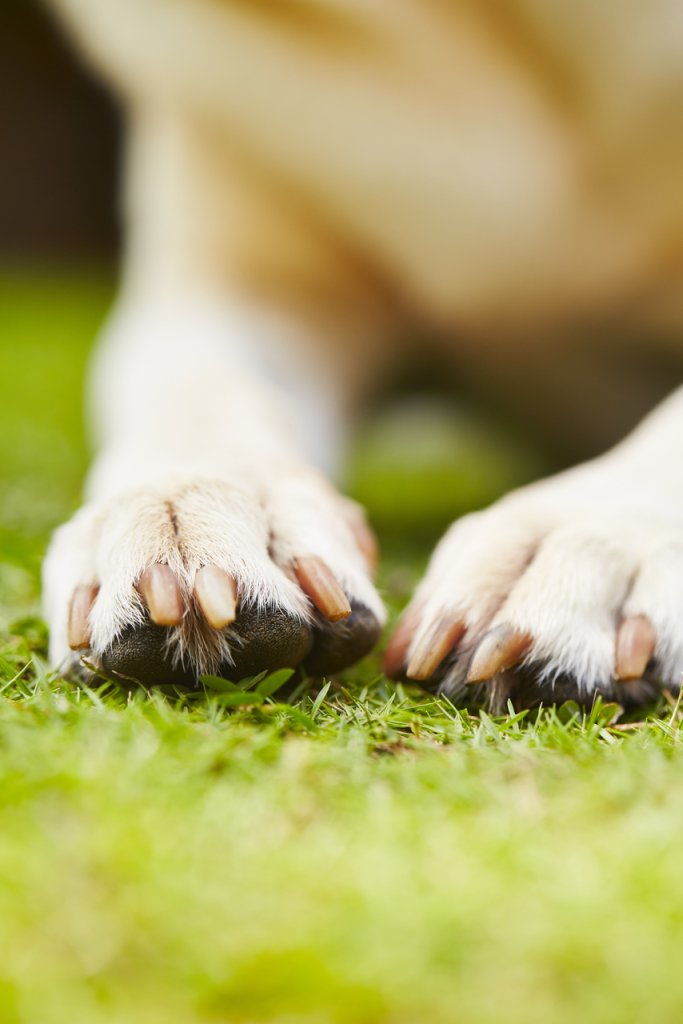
[[0, 0, 121, 626], [4, 0, 681, 571], [0, 0, 119, 262]]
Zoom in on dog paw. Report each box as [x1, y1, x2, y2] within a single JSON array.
[[44, 470, 384, 686], [385, 481, 683, 712]]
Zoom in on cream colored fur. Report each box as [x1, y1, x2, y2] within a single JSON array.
[[42, 0, 683, 691]]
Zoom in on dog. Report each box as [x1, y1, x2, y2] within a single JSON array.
[[42, 0, 683, 709]]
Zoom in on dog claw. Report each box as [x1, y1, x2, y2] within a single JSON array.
[[350, 517, 380, 574], [68, 583, 99, 650], [193, 565, 238, 629], [615, 615, 656, 681], [383, 606, 422, 679], [466, 625, 532, 684], [294, 555, 352, 622], [138, 564, 184, 626], [405, 614, 466, 681]]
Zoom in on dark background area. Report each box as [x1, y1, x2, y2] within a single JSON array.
[[0, 0, 120, 259]]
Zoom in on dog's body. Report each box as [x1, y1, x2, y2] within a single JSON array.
[[43, 0, 683, 706]]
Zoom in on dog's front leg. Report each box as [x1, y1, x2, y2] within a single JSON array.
[[44, 296, 383, 685], [386, 387, 683, 712]]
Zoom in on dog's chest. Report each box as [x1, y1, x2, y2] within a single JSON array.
[[209, 1, 679, 328]]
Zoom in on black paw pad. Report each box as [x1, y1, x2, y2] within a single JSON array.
[[304, 601, 382, 676], [219, 605, 313, 679], [100, 623, 194, 687], [433, 655, 663, 715], [470, 665, 662, 715], [99, 607, 315, 688]]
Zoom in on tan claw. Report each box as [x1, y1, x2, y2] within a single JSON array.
[[466, 625, 532, 684], [406, 614, 466, 681], [68, 583, 99, 650], [615, 615, 656, 681], [383, 605, 422, 679], [138, 564, 184, 626], [350, 517, 380, 574], [194, 565, 238, 629], [294, 555, 352, 622]]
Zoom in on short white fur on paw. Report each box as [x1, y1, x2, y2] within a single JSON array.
[[43, 470, 384, 680], [391, 452, 683, 701]]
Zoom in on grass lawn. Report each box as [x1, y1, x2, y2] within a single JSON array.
[[2, 273, 683, 1024]]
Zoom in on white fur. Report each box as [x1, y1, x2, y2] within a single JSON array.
[[43, 295, 384, 675], [408, 392, 683, 692], [41, 0, 683, 690]]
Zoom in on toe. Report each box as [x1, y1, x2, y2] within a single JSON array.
[[138, 564, 185, 626], [405, 614, 467, 681], [383, 605, 424, 680], [305, 600, 382, 676], [67, 584, 99, 651], [490, 524, 638, 689], [614, 615, 656, 681], [620, 543, 683, 686], [293, 556, 352, 622], [465, 626, 533, 685], [101, 623, 195, 687], [222, 604, 314, 679], [193, 565, 238, 629]]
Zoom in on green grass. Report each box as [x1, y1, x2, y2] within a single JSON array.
[[2, 273, 683, 1024]]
